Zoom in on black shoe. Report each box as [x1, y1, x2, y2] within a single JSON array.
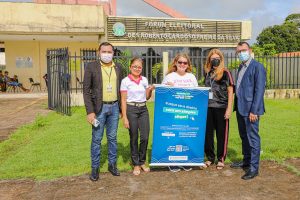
[[230, 161, 250, 170], [108, 163, 120, 176], [241, 170, 258, 180], [89, 168, 99, 181]]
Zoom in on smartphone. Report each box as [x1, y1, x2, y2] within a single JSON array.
[[93, 119, 100, 127]]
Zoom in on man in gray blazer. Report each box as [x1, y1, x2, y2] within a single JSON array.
[[83, 42, 123, 181], [231, 41, 266, 180]]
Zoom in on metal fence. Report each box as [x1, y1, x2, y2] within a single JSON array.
[[70, 50, 300, 92], [255, 55, 300, 89], [46, 48, 299, 115], [47, 48, 71, 116]]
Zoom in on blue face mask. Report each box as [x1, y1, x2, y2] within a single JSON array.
[[239, 51, 250, 62]]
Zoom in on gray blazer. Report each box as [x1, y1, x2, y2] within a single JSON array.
[[83, 61, 123, 115]]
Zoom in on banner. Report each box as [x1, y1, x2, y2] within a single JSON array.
[[150, 85, 209, 166]]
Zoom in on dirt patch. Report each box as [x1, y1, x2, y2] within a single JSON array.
[[0, 97, 50, 141], [0, 161, 299, 200], [285, 158, 300, 171]]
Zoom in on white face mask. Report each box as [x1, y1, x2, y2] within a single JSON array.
[[100, 53, 113, 63], [239, 51, 250, 62]]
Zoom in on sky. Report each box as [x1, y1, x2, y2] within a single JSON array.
[[117, 0, 300, 44], [1, 0, 299, 44]]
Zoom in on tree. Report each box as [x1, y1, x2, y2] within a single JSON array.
[[285, 13, 300, 27], [251, 43, 277, 56], [256, 14, 300, 53]]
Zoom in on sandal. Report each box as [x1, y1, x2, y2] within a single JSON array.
[[200, 161, 213, 169], [133, 166, 141, 176], [216, 162, 225, 170], [140, 164, 150, 172]]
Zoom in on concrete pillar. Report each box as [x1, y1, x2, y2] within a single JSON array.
[[162, 51, 169, 78]]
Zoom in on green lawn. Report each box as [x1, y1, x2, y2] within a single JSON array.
[[0, 99, 299, 180]]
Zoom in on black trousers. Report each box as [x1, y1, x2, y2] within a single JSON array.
[[126, 104, 150, 166], [205, 107, 229, 163]]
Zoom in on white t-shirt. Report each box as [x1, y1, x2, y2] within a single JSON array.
[[162, 72, 198, 87], [120, 75, 149, 102]]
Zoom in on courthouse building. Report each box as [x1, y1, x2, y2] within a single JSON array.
[[0, 1, 251, 89]]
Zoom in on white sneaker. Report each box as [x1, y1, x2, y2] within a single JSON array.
[[168, 166, 181, 172], [179, 166, 193, 171]]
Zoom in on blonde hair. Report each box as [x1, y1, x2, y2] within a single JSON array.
[[204, 49, 225, 81], [166, 53, 192, 75]]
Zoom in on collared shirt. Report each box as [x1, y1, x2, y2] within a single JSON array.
[[236, 58, 252, 93], [101, 61, 117, 101], [205, 69, 234, 108], [120, 74, 149, 102]]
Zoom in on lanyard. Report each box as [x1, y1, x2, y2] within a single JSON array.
[[206, 71, 216, 89], [102, 67, 113, 83]]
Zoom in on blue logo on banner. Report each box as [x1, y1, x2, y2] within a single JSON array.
[[150, 86, 209, 166]]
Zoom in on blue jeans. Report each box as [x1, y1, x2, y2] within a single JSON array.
[[91, 102, 119, 169]]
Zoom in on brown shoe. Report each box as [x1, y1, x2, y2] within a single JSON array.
[[140, 164, 150, 172], [200, 161, 213, 169], [216, 161, 225, 170], [133, 166, 141, 176]]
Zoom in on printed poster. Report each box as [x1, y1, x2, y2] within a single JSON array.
[[150, 85, 209, 166]]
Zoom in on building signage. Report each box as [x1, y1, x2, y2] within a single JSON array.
[[107, 17, 242, 45], [112, 22, 126, 36], [16, 56, 33, 68]]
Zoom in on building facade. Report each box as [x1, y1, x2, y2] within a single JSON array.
[[0, 2, 251, 89]]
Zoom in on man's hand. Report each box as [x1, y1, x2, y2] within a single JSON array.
[[87, 113, 96, 124], [249, 112, 258, 122]]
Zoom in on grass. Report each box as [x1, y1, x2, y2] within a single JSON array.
[[0, 99, 299, 180]]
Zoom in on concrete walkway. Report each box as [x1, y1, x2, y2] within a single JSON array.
[[0, 93, 50, 141]]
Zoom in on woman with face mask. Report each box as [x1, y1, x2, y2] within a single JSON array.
[[202, 49, 234, 170]]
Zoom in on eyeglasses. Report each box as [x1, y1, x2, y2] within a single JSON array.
[[178, 61, 188, 65], [132, 65, 142, 70]]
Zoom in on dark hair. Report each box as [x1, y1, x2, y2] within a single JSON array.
[[237, 41, 250, 48], [98, 42, 114, 51], [4, 71, 8, 74], [130, 57, 143, 66]]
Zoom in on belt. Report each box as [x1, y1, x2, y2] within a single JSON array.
[[103, 100, 118, 104], [127, 102, 146, 107]]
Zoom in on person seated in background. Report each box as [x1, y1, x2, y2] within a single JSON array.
[[43, 73, 48, 88], [0, 70, 5, 92], [7, 75, 29, 92], [1, 71, 10, 92]]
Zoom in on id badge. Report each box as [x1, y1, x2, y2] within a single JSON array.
[[106, 84, 112, 93], [209, 92, 213, 99]]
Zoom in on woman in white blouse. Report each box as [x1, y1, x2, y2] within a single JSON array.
[[162, 53, 198, 172], [162, 53, 198, 87], [120, 57, 154, 176]]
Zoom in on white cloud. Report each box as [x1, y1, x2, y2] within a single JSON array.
[[117, 0, 299, 44]]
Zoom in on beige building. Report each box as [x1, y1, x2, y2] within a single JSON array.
[[0, 2, 251, 90]]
